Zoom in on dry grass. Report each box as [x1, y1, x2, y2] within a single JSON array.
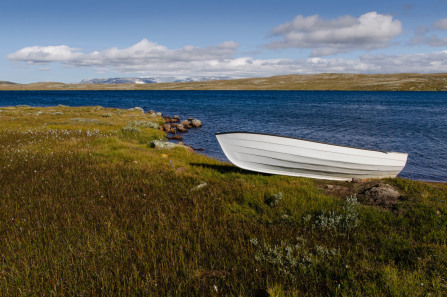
[[2, 73, 447, 91], [0, 105, 446, 296]]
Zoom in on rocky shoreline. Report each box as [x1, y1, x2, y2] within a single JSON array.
[[146, 109, 203, 151]]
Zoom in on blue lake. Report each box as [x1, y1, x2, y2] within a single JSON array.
[[1, 90, 446, 182]]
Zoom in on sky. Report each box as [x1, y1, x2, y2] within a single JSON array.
[[2, 0, 447, 83]]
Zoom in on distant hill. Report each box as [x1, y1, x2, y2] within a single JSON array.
[[1, 73, 447, 91], [0, 81, 17, 85], [80, 76, 233, 84]]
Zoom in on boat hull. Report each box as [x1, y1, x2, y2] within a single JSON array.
[[215, 132, 408, 181]]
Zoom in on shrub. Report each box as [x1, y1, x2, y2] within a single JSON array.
[[308, 195, 360, 234]]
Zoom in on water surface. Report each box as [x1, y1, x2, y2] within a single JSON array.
[[1, 90, 446, 182]]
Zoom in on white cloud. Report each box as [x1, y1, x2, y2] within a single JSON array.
[[7, 45, 82, 64], [7, 39, 240, 70], [7, 39, 447, 77], [266, 12, 402, 56], [410, 25, 447, 47], [359, 50, 447, 73], [433, 18, 447, 30]]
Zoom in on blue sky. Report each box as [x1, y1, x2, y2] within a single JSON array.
[[2, 0, 447, 83]]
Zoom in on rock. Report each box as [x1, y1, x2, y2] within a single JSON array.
[[351, 177, 362, 183], [363, 183, 401, 208], [173, 115, 180, 120], [177, 124, 189, 133], [150, 140, 192, 151], [162, 124, 171, 132], [150, 140, 178, 149], [180, 120, 192, 129], [151, 141, 174, 149], [188, 117, 194, 121], [155, 112, 162, 117], [163, 116, 172, 123], [128, 107, 144, 113], [191, 119, 202, 128], [167, 135, 183, 140], [148, 110, 155, 114]]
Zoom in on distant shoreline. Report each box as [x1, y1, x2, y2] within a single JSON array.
[[1, 73, 447, 91]]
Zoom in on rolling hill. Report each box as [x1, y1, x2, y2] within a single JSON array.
[[1, 73, 447, 91]]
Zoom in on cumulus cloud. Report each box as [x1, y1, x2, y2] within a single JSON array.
[[266, 12, 402, 56], [7, 39, 240, 71], [7, 45, 83, 64], [7, 39, 447, 77]]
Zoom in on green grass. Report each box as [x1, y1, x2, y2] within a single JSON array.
[[0, 105, 446, 296]]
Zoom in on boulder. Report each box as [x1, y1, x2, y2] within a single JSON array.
[[167, 135, 183, 140], [177, 124, 189, 133], [128, 107, 144, 113], [162, 124, 172, 132], [180, 120, 192, 129], [150, 140, 178, 149], [191, 119, 202, 128], [150, 140, 191, 151], [363, 183, 401, 208]]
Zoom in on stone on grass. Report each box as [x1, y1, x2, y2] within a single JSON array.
[[128, 107, 144, 113], [363, 183, 401, 208], [150, 140, 192, 151]]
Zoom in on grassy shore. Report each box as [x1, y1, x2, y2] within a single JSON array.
[[0, 105, 446, 296], [1, 73, 447, 91]]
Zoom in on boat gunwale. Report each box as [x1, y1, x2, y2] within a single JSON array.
[[215, 131, 408, 156]]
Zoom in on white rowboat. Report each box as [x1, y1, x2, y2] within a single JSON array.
[[215, 132, 408, 181]]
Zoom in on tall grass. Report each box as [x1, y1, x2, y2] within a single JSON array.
[[1, 106, 446, 296]]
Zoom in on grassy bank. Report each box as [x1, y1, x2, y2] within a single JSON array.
[[0, 105, 446, 296], [1, 73, 447, 91]]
